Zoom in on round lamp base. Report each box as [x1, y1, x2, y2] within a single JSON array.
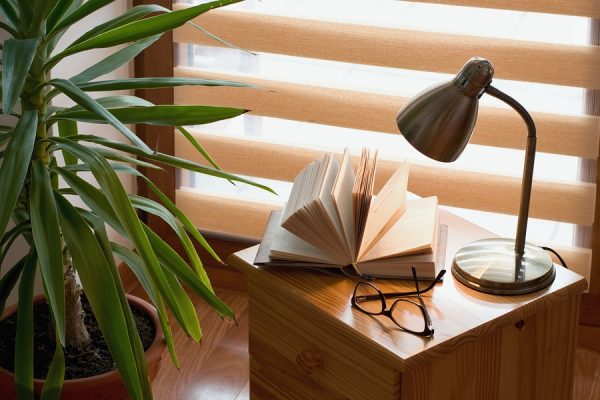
[[451, 238, 555, 295]]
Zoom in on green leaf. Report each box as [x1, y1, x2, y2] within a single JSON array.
[[40, 341, 65, 400], [57, 120, 78, 165], [71, 134, 277, 195], [143, 174, 221, 275], [54, 192, 146, 400], [132, 181, 216, 293], [45, 0, 85, 53], [51, 105, 247, 126], [15, 248, 37, 400], [30, 160, 66, 346], [111, 243, 179, 368], [93, 149, 161, 170], [143, 225, 234, 320], [60, 95, 153, 113], [51, 0, 243, 64], [110, 196, 202, 342], [0, 0, 19, 30], [70, 35, 160, 85], [177, 125, 224, 176], [85, 213, 152, 400], [49, 138, 186, 359], [54, 163, 230, 319], [0, 110, 37, 242], [70, 4, 169, 47], [130, 194, 211, 311], [47, 0, 114, 38], [188, 20, 254, 56], [0, 20, 17, 36], [49, 79, 152, 153], [77, 77, 250, 91], [2, 38, 38, 114], [0, 220, 30, 269], [45, 0, 75, 32], [28, 0, 60, 36], [16, 0, 32, 32], [0, 255, 25, 317], [0, 131, 13, 145]]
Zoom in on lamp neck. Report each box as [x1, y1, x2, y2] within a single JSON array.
[[484, 85, 536, 257]]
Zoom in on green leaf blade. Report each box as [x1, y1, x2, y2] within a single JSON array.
[[40, 343, 65, 400], [54, 192, 146, 400], [0, 256, 26, 317], [30, 160, 66, 345], [70, 35, 160, 85], [0, 110, 37, 241], [2, 38, 38, 114], [77, 77, 250, 92], [69, 4, 169, 47], [14, 249, 37, 400], [48, 0, 114, 37], [52, 0, 243, 62], [52, 104, 247, 126], [57, 120, 78, 165], [49, 79, 151, 153]]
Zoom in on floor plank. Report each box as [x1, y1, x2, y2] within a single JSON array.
[[124, 273, 600, 399], [574, 347, 600, 400]]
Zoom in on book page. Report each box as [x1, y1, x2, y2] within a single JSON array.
[[357, 163, 409, 259], [356, 225, 447, 279], [268, 210, 346, 265], [358, 196, 438, 262], [331, 149, 356, 257], [352, 148, 377, 259]]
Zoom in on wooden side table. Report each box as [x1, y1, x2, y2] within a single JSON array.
[[227, 210, 587, 400]]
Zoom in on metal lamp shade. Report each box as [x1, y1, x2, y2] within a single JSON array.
[[396, 82, 478, 162], [396, 57, 495, 162]]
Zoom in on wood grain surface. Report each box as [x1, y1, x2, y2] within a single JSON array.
[[228, 209, 588, 399]]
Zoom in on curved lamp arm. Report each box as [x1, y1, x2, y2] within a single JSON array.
[[484, 85, 536, 257]]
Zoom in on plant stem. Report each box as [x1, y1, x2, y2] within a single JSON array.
[[63, 263, 91, 351]]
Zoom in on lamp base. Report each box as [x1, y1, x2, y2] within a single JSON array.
[[451, 238, 555, 295]]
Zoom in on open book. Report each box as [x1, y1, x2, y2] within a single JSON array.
[[255, 149, 446, 278]]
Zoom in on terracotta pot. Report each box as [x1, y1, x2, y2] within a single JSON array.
[[0, 294, 165, 400]]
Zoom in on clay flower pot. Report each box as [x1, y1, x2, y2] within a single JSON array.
[[0, 294, 165, 400]]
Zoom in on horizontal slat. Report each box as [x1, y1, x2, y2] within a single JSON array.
[[177, 188, 277, 240], [175, 130, 596, 226], [402, 0, 600, 19], [176, 189, 592, 281], [174, 67, 600, 159], [173, 8, 600, 89]]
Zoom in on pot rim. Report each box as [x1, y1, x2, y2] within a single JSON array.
[[0, 293, 165, 385]]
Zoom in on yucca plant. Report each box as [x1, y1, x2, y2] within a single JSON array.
[[0, 1, 270, 399]]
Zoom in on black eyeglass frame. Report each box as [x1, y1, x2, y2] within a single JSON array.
[[351, 267, 446, 337]]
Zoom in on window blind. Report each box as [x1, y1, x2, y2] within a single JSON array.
[[170, 1, 597, 282]]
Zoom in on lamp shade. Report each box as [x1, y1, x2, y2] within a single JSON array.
[[396, 57, 494, 162]]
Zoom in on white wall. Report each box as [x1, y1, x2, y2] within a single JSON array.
[[3, 1, 135, 305]]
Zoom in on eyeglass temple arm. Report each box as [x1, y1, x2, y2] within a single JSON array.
[[354, 270, 446, 303]]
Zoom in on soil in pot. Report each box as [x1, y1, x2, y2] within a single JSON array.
[[0, 296, 155, 380]]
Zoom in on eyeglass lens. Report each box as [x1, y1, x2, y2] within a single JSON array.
[[353, 282, 384, 314], [353, 281, 429, 334], [390, 298, 427, 333]]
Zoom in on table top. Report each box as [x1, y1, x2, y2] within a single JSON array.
[[227, 209, 587, 371]]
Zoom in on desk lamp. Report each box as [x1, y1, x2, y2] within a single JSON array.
[[396, 57, 555, 295]]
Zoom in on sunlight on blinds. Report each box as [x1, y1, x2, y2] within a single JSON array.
[[173, 0, 597, 279]]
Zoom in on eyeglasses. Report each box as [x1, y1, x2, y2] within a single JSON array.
[[351, 266, 446, 337]]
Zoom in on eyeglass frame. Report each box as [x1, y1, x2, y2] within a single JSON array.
[[351, 266, 446, 337]]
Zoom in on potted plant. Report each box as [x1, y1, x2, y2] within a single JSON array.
[[0, 1, 270, 399]]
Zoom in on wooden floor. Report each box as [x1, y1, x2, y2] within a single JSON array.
[[124, 277, 600, 400]]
